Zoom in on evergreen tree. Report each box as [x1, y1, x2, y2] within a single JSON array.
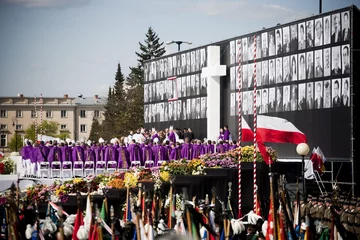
[[88, 117, 101, 142], [100, 86, 116, 140]]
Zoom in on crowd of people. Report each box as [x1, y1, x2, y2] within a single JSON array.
[[20, 125, 236, 177]]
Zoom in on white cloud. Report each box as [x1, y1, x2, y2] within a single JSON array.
[[1, 0, 90, 8]]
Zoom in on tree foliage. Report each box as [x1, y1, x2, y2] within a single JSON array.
[[88, 117, 101, 142], [8, 134, 23, 152], [24, 120, 62, 142]]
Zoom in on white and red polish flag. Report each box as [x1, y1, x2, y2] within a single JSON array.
[[241, 116, 254, 142], [257, 115, 307, 144]]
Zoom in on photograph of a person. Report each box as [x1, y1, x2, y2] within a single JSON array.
[[332, 13, 342, 43], [144, 63, 149, 82], [276, 57, 283, 83], [248, 63, 254, 88], [332, 46, 342, 75], [195, 49, 200, 71], [173, 100, 178, 121], [186, 76, 191, 97], [275, 87, 283, 112], [342, 78, 350, 107], [269, 59, 275, 84], [290, 24, 298, 52], [195, 74, 200, 95], [181, 77, 186, 98], [176, 55, 182, 75], [324, 48, 331, 77], [230, 41, 236, 65], [298, 22, 306, 50], [163, 58, 168, 78], [177, 100, 182, 121], [324, 16, 331, 45], [144, 105, 148, 123], [168, 101, 173, 121], [298, 83, 306, 110], [187, 99, 191, 119], [248, 91, 254, 114], [290, 85, 298, 111], [306, 82, 314, 109], [261, 88, 269, 114], [155, 82, 160, 101], [201, 76, 207, 95], [235, 67, 240, 89], [172, 56, 177, 76], [201, 97, 206, 118], [243, 64, 248, 89], [323, 80, 331, 108], [191, 51, 196, 73], [144, 84, 148, 103], [200, 48, 206, 68], [181, 54, 186, 73], [230, 93, 235, 116], [342, 11, 350, 41], [186, 52, 191, 74], [154, 82, 158, 100], [290, 55, 298, 81], [283, 26, 290, 53], [283, 85, 291, 111], [173, 79, 177, 99], [236, 39, 242, 62], [269, 87, 275, 113], [168, 57, 173, 77], [256, 62, 262, 86], [256, 34, 262, 59], [283, 56, 290, 82], [190, 75, 195, 96], [191, 98, 196, 119], [159, 81, 165, 100], [177, 78, 182, 98], [242, 38, 248, 61], [268, 31, 276, 57], [342, 45, 350, 74], [306, 51, 314, 79], [256, 90, 261, 114], [275, 28, 283, 55], [242, 91, 249, 115], [148, 83, 153, 102], [248, 36, 254, 61], [157, 60, 162, 79], [160, 103, 165, 122], [332, 79, 342, 107], [315, 50, 323, 78], [315, 18, 323, 47], [181, 100, 186, 120], [230, 66, 236, 90], [306, 20, 314, 48], [261, 32, 268, 58], [314, 81, 323, 109], [262, 60, 269, 86]]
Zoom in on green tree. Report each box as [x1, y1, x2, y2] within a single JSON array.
[[88, 117, 101, 142], [24, 120, 60, 142], [100, 86, 116, 140], [8, 134, 23, 152]]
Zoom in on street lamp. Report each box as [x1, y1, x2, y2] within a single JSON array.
[[166, 41, 192, 52], [12, 117, 19, 152], [296, 143, 310, 200]]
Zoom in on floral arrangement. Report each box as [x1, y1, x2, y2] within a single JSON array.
[[160, 160, 191, 176], [0, 157, 15, 174], [187, 159, 206, 175], [22, 184, 51, 207]]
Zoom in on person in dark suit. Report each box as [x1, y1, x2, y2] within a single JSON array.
[[261, 32, 269, 57], [269, 60, 275, 84], [314, 82, 323, 109], [342, 79, 350, 107], [306, 83, 314, 109], [262, 61, 269, 85], [332, 80, 341, 107], [315, 52, 323, 78], [343, 46, 350, 74], [343, 12, 350, 41], [306, 53, 314, 79], [290, 24, 298, 52], [276, 29, 282, 55], [331, 15, 342, 43], [275, 87, 283, 112], [332, 49, 342, 75], [283, 87, 291, 111]]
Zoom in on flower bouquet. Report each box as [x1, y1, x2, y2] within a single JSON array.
[[187, 159, 206, 175], [22, 184, 51, 207], [0, 157, 15, 174]]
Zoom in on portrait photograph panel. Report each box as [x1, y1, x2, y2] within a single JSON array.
[[268, 30, 276, 57], [275, 57, 283, 83], [144, 105, 148, 123], [290, 54, 298, 81], [230, 41, 236, 65], [283, 85, 291, 111], [306, 82, 314, 110], [315, 49, 324, 78], [181, 54, 186, 74], [191, 51, 196, 73], [282, 26, 290, 54], [248, 36, 254, 61], [168, 57, 173, 77], [298, 83, 306, 110], [195, 74, 200, 96], [242, 38, 248, 62], [195, 49, 200, 72], [275, 28, 283, 55], [275, 86, 283, 112], [342, 11, 350, 41], [172, 56, 177, 76], [256, 90, 261, 114], [181, 100, 187, 120], [168, 101, 173, 121], [158, 81, 164, 101], [306, 20, 314, 48], [191, 98, 197, 119], [314, 81, 323, 109], [243, 64, 248, 89], [163, 58, 168, 78], [298, 22, 306, 50], [283, 56, 290, 82], [173, 79, 177, 99], [256, 62, 262, 86], [261, 32, 269, 58], [315, 18, 323, 47], [235, 66, 240, 90], [242, 91, 249, 115], [269, 59, 275, 84], [172, 100, 177, 121], [290, 24, 298, 52], [181, 77, 186, 98], [342, 77, 350, 107], [200, 48, 207, 68], [261, 88, 269, 114], [261, 60, 269, 86], [331, 46, 342, 75], [332, 79, 342, 107], [290, 84, 298, 111], [159, 102, 165, 122], [248, 63, 255, 88], [177, 77, 182, 99], [306, 51, 314, 79], [230, 93, 236, 116], [201, 97, 207, 118], [144, 63, 149, 82], [324, 16, 331, 45], [201, 75, 207, 95], [324, 48, 331, 77], [186, 52, 191, 74], [268, 87, 275, 113], [144, 84, 148, 103], [236, 39, 242, 63], [323, 80, 332, 108], [190, 75, 196, 96], [332, 13, 342, 43], [256, 34, 262, 60], [186, 76, 191, 97], [152, 104, 157, 122], [342, 44, 350, 74], [230, 66, 236, 90], [248, 90, 254, 115]]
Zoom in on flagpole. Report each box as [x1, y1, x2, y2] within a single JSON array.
[[253, 34, 258, 212], [269, 163, 277, 240], [237, 38, 243, 218]]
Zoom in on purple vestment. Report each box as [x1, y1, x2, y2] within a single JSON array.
[[223, 130, 230, 141], [192, 144, 204, 159], [48, 146, 62, 168], [142, 145, 153, 165], [127, 144, 142, 163], [181, 143, 193, 160], [118, 146, 129, 168], [168, 131, 176, 143]]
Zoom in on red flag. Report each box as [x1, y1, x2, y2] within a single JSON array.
[[255, 193, 261, 216], [241, 117, 253, 142], [266, 198, 274, 240], [72, 208, 83, 240], [89, 223, 98, 240], [310, 147, 326, 174]]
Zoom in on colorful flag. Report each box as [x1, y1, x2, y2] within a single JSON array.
[[241, 117, 254, 142], [72, 208, 83, 240], [310, 147, 326, 174], [266, 198, 274, 240]]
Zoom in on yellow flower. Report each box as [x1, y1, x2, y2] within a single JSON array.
[[73, 178, 83, 184], [108, 179, 125, 189], [159, 171, 170, 182], [124, 172, 138, 188]]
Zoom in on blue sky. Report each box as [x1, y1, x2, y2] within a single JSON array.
[[0, 0, 357, 97]]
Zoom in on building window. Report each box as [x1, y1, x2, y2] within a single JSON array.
[[0, 124, 7, 130], [15, 124, 22, 130], [16, 110, 22, 118], [0, 110, 7, 118], [80, 124, 86, 132], [46, 110, 52, 118], [31, 110, 37, 118], [94, 110, 100, 118], [80, 110, 86, 118], [60, 124, 67, 130], [0, 135, 6, 147], [61, 110, 67, 118]]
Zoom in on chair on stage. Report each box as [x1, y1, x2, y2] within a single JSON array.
[[38, 162, 50, 178], [73, 161, 84, 177], [144, 160, 154, 168], [50, 161, 61, 178], [157, 160, 166, 166], [61, 161, 73, 178], [130, 160, 141, 167], [84, 161, 95, 176], [107, 161, 117, 174], [95, 161, 106, 175]]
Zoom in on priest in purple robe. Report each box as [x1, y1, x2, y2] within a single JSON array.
[[218, 128, 225, 141], [164, 141, 171, 160], [192, 140, 204, 159], [117, 144, 129, 168], [169, 143, 178, 160], [142, 141, 154, 167], [48, 141, 62, 170], [181, 138, 193, 160], [168, 127, 176, 144], [84, 145, 95, 169], [127, 140, 142, 165], [72, 142, 85, 168], [229, 140, 238, 150], [104, 143, 118, 168], [152, 139, 167, 166], [21, 140, 33, 176], [204, 140, 214, 154], [37, 141, 49, 163], [61, 142, 73, 169], [216, 141, 226, 153], [223, 125, 231, 141], [94, 144, 105, 163], [151, 128, 159, 141]]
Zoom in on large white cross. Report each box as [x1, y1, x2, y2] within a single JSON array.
[[201, 46, 227, 141]]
